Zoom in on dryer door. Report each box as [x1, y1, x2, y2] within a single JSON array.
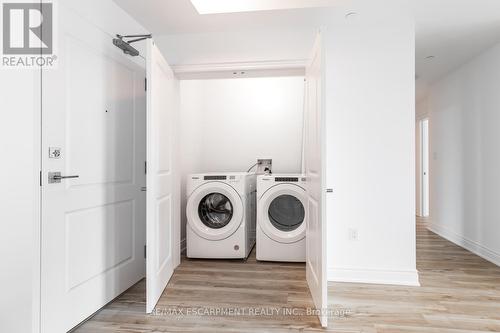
[[258, 183, 306, 243], [187, 182, 243, 241]]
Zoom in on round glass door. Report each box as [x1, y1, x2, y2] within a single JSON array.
[[198, 193, 233, 229], [268, 194, 305, 231]]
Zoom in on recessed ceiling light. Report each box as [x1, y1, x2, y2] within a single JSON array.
[[345, 12, 357, 19], [190, 0, 341, 15]]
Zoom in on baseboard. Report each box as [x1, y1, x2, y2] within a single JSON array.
[[328, 267, 420, 287], [180, 237, 186, 255], [427, 222, 500, 267]]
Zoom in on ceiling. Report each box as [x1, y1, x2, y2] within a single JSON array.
[[113, 0, 348, 35], [415, 0, 500, 99], [114, 0, 500, 98]]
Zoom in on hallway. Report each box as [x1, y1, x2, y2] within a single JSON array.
[[75, 220, 500, 332]]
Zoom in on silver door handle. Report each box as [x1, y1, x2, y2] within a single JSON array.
[[54, 175, 79, 179], [48, 172, 79, 183]]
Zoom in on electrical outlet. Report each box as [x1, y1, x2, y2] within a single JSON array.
[[256, 158, 272, 174], [348, 228, 358, 241]]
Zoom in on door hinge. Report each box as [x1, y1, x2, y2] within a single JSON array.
[[144, 161, 147, 174], [40, 171, 42, 186], [144, 77, 147, 91], [144, 245, 147, 258]]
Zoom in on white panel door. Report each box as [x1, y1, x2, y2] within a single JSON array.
[[146, 40, 180, 313], [41, 6, 146, 333], [304, 33, 328, 328]]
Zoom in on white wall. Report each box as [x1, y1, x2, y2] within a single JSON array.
[[325, 13, 418, 286], [0, 1, 147, 332], [180, 77, 305, 173], [179, 80, 204, 250], [179, 77, 305, 244], [0, 71, 40, 333], [424, 42, 500, 266]]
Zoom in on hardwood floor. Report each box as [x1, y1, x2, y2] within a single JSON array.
[[328, 220, 500, 332], [75, 248, 323, 332], [76, 221, 500, 332]]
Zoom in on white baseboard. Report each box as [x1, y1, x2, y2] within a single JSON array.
[[427, 222, 500, 267], [328, 267, 420, 287]]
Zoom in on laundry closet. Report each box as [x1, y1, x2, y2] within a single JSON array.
[[136, 32, 326, 325], [160, 32, 326, 328], [153, 34, 326, 327], [178, 76, 306, 256], [37, 2, 327, 328]]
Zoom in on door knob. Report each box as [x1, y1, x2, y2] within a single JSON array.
[[48, 172, 79, 184]]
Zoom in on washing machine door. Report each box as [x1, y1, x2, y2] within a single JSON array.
[[187, 182, 244, 241], [259, 183, 306, 243]]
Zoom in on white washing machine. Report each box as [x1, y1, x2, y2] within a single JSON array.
[[186, 172, 256, 259], [256, 174, 306, 262]]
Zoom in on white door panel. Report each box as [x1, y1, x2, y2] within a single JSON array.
[[304, 33, 328, 328], [146, 40, 180, 313], [41, 6, 146, 332]]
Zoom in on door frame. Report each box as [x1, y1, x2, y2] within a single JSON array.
[[417, 117, 429, 217], [33, 69, 42, 333], [155, 57, 326, 324]]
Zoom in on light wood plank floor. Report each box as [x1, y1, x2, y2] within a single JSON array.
[[75, 248, 323, 332], [329, 220, 500, 332], [76, 221, 500, 332]]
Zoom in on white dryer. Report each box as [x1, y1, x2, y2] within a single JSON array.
[[186, 172, 256, 259], [256, 174, 306, 262]]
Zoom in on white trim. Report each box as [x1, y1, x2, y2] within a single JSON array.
[[328, 267, 420, 287], [415, 119, 421, 217], [427, 222, 500, 267], [418, 117, 429, 218], [172, 60, 306, 80], [173, 59, 307, 73], [415, 108, 429, 121], [33, 69, 42, 333], [418, 119, 423, 216]]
